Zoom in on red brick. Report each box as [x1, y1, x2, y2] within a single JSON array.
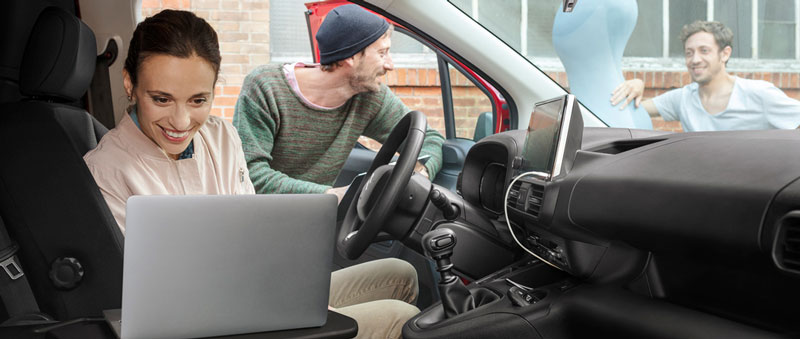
[[213, 95, 239, 107], [242, 1, 269, 10], [386, 70, 398, 86], [414, 87, 441, 97], [559, 72, 568, 87], [792, 73, 799, 88], [210, 107, 223, 117], [680, 73, 690, 86], [454, 97, 475, 107], [422, 98, 440, 106], [392, 87, 413, 96], [161, 0, 184, 8], [222, 85, 241, 96], [219, 32, 249, 42], [405, 69, 417, 86], [654, 72, 663, 88], [396, 69, 407, 86], [217, 11, 248, 21], [426, 69, 438, 86], [221, 54, 248, 64], [662, 72, 672, 88], [416, 69, 428, 86], [193, 0, 220, 9], [142, 0, 160, 8], [399, 97, 422, 107]]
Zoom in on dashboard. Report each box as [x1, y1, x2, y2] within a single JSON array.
[[459, 108, 800, 329]]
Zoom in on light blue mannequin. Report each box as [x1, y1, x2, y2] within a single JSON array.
[[552, 0, 653, 129]]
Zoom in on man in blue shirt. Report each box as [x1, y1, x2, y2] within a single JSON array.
[[611, 21, 800, 131]]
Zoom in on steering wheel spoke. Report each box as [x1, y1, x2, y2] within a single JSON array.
[[337, 111, 428, 260]]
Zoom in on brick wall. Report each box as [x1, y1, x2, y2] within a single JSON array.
[[142, 0, 269, 122], [140, 1, 800, 137], [545, 70, 800, 133]]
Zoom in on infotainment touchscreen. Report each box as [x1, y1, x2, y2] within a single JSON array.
[[520, 94, 581, 179]]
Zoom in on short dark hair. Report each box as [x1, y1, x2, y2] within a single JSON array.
[[680, 20, 733, 51], [124, 10, 221, 86]]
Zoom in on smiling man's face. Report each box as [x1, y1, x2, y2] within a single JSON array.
[[349, 30, 394, 93], [684, 31, 730, 85]]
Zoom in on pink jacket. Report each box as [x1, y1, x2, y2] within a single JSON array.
[[84, 114, 255, 233]]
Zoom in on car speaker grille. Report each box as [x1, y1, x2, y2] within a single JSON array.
[[525, 183, 544, 217]]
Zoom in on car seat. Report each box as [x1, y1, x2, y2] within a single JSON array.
[[0, 6, 123, 323]]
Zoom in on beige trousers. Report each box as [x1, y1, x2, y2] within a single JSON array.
[[330, 258, 420, 339]]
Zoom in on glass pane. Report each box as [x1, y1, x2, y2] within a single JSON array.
[[391, 31, 427, 53], [269, 0, 312, 57], [624, 0, 663, 57], [669, 0, 708, 57], [526, 1, 560, 57], [759, 0, 795, 59], [761, 0, 795, 21], [450, 0, 473, 16], [760, 23, 795, 58], [715, 0, 752, 58], [449, 64, 495, 140], [477, 0, 522, 51]]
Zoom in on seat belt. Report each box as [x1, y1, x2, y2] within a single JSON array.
[[0, 214, 40, 319]]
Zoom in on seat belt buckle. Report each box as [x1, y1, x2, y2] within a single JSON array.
[[1, 255, 24, 280]]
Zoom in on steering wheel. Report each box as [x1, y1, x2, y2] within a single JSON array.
[[338, 111, 427, 260]]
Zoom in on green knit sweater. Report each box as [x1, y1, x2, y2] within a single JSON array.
[[233, 64, 444, 194]]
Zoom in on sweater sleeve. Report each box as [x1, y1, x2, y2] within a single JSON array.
[[363, 86, 445, 179], [233, 72, 331, 194]]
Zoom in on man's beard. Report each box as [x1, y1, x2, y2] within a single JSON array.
[[349, 65, 384, 93]]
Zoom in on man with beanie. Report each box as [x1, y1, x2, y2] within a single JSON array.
[[234, 4, 438, 338], [234, 4, 444, 201]]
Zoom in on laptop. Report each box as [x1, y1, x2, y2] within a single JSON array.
[[114, 194, 337, 339]]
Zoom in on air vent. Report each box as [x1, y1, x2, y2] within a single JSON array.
[[525, 183, 545, 217], [507, 181, 522, 208], [773, 212, 800, 274]]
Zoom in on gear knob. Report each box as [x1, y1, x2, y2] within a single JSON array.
[[422, 228, 474, 318], [422, 227, 456, 260]]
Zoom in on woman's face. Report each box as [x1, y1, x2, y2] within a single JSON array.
[[124, 54, 216, 159]]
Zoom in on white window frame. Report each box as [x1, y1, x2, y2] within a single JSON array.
[[516, 0, 800, 72]]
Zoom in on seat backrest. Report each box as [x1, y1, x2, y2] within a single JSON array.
[[0, 6, 123, 321], [0, 0, 76, 104]]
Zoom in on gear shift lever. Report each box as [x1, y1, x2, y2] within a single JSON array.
[[422, 228, 474, 318]]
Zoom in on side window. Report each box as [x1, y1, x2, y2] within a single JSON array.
[[359, 28, 496, 151], [447, 64, 494, 141], [358, 29, 443, 151]]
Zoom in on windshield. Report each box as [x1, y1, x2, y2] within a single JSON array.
[[450, 0, 800, 133]]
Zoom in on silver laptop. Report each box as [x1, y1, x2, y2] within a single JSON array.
[[118, 194, 336, 339]]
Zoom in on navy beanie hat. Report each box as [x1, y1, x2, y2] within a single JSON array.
[[316, 4, 390, 64]]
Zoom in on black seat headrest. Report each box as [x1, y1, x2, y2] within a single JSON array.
[[19, 7, 96, 101]]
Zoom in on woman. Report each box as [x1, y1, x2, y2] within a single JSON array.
[[84, 10, 254, 232], [84, 10, 418, 339]]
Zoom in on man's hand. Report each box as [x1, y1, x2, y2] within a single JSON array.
[[611, 78, 645, 110], [414, 161, 429, 178], [325, 186, 348, 204]]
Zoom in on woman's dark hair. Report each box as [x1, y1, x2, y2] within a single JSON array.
[[124, 9, 221, 86]]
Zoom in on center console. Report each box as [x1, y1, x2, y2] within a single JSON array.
[[402, 255, 572, 339]]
